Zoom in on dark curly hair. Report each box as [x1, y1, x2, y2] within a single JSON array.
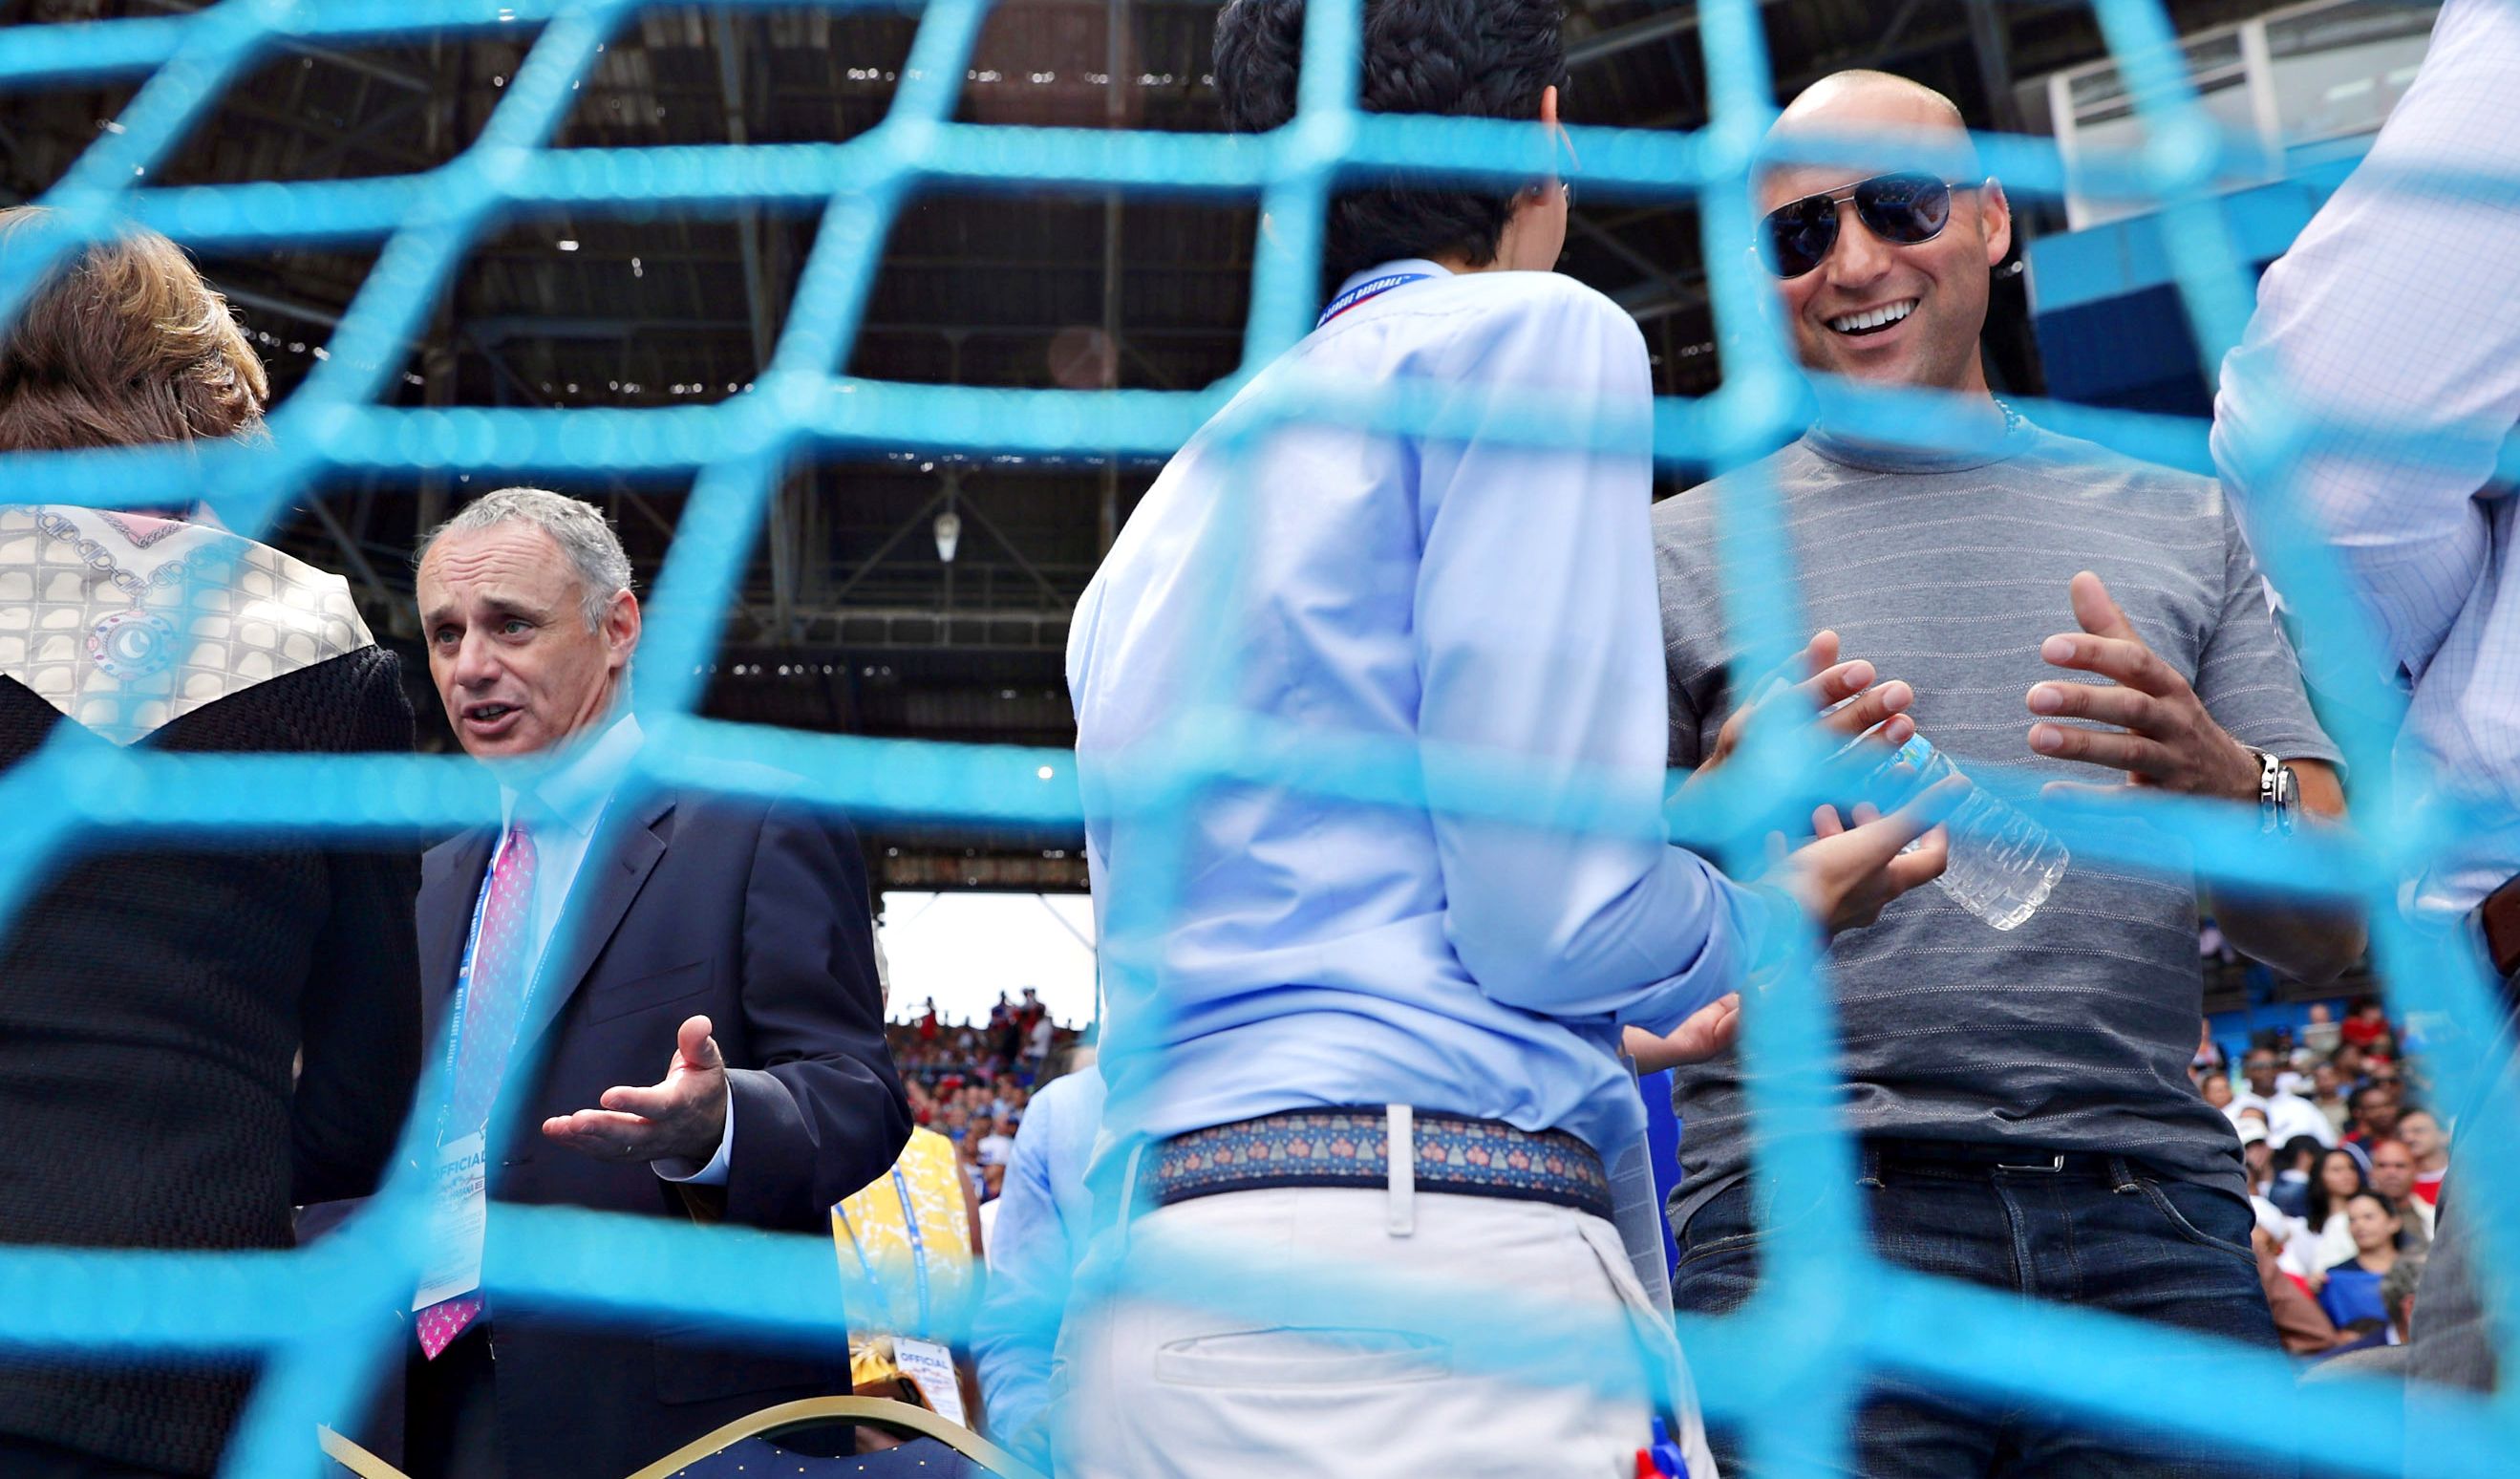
[[1215, 0, 1568, 290]]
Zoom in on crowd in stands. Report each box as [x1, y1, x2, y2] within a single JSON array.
[[888, 989, 1081, 1223], [2197, 997, 2447, 1360]]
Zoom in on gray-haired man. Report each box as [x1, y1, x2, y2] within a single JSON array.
[[400, 489, 908, 1479]]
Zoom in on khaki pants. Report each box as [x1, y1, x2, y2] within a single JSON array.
[[1056, 1182, 1716, 1479]]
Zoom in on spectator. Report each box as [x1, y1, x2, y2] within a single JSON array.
[[972, 1059, 1104, 1472], [2300, 1147, 2371, 1285], [2301, 1002, 2342, 1059], [2338, 997, 2391, 1054], [2346, 1081, 2402, 1146], [1654, 67, 2359, 1478], [2267, 1134, 2327, 1221], [2201, 1070, 2237, 1116], [0, 211, 421, 1479], [2253, 1215, 2348, 1357], [2236, 1112, 2275, 1202], [2366, 1139, 2437, 1241], [976, 1114, 1018, 1169], [2382, 1254, 2427, 1348], [2234, 1046, 2337, 1147], [2317, 1191, 2407, 1334], [2191, 1020, 2228, 1082], [2310, 1061, 2350, 1139], [2397, 1107, 2450, 1207]]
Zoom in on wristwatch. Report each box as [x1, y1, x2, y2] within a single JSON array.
[[2252, 749, 2298, 836]]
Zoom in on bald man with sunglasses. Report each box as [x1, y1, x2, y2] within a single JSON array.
[[1647, 71, 2365, 1478]]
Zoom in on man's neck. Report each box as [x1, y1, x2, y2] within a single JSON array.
[[1805, 378, 2018, 471]]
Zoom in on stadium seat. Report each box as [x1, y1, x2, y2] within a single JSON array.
[[318, 1396, 1043, 1479]]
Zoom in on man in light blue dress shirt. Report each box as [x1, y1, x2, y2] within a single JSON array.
[[2212, 0, 2520, 1404], [972, 1059, 1104, 1472], [1057, 4, 1946, 1474]]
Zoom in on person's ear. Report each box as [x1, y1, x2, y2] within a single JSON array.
[[1978, 177, 2012, 268], [1523, 84, 1566, 205], [607, 588, 642, 666]]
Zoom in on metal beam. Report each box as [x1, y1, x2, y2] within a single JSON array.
[[1964, 0, 2028, 134], [1573, 214, 1694, 311], [1568, 0, 1787, 70], [302, 491, 401, 630], [1100, 0, 1127, 554], [711, 11, 797, 638], [128, 0, 438, 94], [950, 489, 1072, 605], [829, 487, 952, 605]]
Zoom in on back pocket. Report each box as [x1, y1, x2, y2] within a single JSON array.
[[1153, 1326, 1451, 1388]]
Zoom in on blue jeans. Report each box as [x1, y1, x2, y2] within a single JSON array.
[[1672, 1142, 2290, 1479]]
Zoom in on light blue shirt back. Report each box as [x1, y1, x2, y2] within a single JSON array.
[[1066, 261, 1769, 1163], [972, 1065, 1104, 1469]]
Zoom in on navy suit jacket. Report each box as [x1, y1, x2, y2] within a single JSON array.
[[414, 778, 909, 1479]]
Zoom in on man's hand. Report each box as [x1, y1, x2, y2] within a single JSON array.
[[1775, 783, 1961, 938], [1623, 995, 1742, 1072], [543, 1014, 731, 1166], [1696, 630, 1915, 781], [2025, 572, 2259, 803]]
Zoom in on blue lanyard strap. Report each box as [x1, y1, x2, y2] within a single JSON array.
[[890, 1164, 933, 1333], [436, 826, 510, 1140], [1316, 271, 1432, 329]]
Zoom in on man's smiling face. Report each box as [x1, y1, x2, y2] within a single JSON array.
[[417, 521, 636, 761], [1760, 75, 2010, 396]]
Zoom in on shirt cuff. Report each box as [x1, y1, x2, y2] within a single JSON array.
[[653, 1085, 735, 1186]]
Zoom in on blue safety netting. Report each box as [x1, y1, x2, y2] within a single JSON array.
[[0, 2, 2513, 1477]]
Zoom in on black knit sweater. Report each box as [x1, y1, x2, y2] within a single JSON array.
[[0, 647, 421, 1476]]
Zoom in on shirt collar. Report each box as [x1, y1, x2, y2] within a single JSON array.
[[499, 710, 643, 840], [1325, 257, 1452, 310], [1804, 399, 2038, 474]]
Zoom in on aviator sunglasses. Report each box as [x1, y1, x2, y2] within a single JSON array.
[[1758, 171, 1972, 279]]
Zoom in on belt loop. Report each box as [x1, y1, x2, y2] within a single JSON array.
[[1118, 1136, 1149, 1254], [1858, 1141, 1885, 1190], [1386, 1104, 1417, 1237], [2105, 1154, 2140, 1194]]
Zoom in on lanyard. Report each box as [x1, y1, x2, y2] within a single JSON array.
[[436, 829, 510, 1140], [1315, 271, 1431, 329], [890, 1164, 934, 1333]]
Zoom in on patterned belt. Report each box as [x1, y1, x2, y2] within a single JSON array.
[[1148, 1107, 1613, 1222]]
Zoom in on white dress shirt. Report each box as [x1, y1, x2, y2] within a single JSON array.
[[496, 711, 733, 1184], [2212, 0, 2520, 915]]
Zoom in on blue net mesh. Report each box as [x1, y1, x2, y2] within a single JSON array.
[[0, 2, 2514, 1476]]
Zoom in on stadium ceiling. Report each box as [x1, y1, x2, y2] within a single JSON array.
[[0, 0, 2286, 888]]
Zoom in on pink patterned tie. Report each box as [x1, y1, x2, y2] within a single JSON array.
[[417, 824, 539, 1360]]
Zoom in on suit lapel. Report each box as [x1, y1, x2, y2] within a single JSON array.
[[419, 828, 498, 1052], [516, 787, 676, 1051]]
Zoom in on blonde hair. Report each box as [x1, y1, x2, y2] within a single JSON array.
[[0, 206, 269, 452]]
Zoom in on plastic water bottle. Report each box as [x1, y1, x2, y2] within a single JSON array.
[[1877, 734, 2069, 932]]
